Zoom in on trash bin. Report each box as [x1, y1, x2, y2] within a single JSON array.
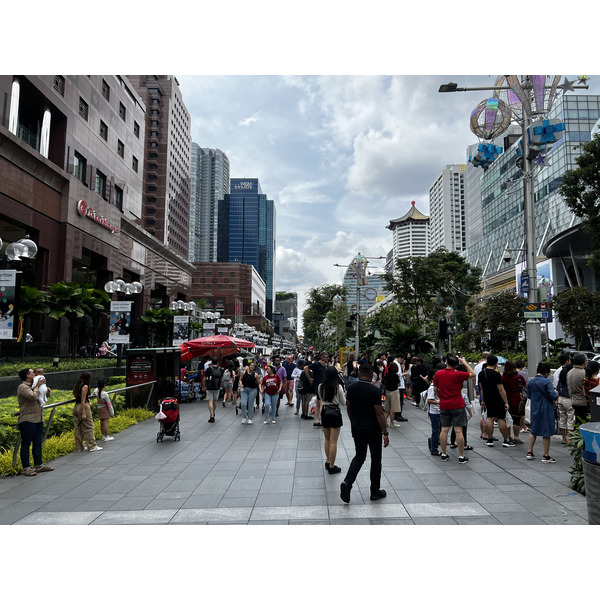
[[580, 422, 600, 525]]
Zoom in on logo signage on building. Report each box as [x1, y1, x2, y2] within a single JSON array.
[[77, 200, 119, 234], [233, 181, 253, 190]]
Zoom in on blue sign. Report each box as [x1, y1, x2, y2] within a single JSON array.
[[520, 273, 530, 295]]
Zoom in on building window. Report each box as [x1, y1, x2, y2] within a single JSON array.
[[78, 97, 89, 120], [230, 272, 235, 277], [114, 185, 123, 210], [119, 102, 126, 121], [150, 141, 158, 148], [53, 76, 65, 95], [133, 121, 140, 137], [206, 271, 212, 276], [147, 196, 156, 203], [147, 185, 157, 192], [101, 79, 110, 101], [95, 169, 106, 197], [117, 139, 124, 158], [99, 120, 108, 141], [132, 156, 138, 172], [73, 151, 86, 183], [146, 219, 155, 227]]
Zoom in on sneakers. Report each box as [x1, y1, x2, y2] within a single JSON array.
[[313, 422, 322, 427], [431, 450, 442, 456], [502, 439, 516, 447], [271, 420, 276, 424], [340, 481, 351, 503], [370, 489, 387, 501], [263, 419, 269, 424], [397, 416, 408, 422], [89, 446, 103, 452], [208, 417, 215, 423], [526, 451, 535, 460], [102, 435, 114, 441], [485, 440, 494, 447], [326, 465, 342, 474], [242, 417, 248, 424], [542, 455, 556, 463], [440, 454, 449, 462], [458, 456, 469, 464], [247, 419, 253, 424]]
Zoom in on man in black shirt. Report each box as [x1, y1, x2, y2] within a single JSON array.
[[340, 363, 389, 503], [478, 355, 514, 447]]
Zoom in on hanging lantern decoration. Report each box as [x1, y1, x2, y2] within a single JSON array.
[[470, 97, 512, 141], [494, 75, 523, 119]]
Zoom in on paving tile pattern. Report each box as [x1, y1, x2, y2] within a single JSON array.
[[0, 397, 590, 525]]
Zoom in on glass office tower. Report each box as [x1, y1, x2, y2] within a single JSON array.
[[218, 178, 276, 319]]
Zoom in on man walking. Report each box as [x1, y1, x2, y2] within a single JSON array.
[[478, 355, 514, 447], [283, 354, 297, 406], [340, 364, 389, 503], [204, 357, 223, 423], [304, 351, 329, 427], [433, 354, 475, 464]]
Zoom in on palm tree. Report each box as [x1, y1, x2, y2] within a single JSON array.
[[18, 286, 50, 361], [46, 282, 108, 358], [140, 308, 175, 347], [374, 323, 433, 355]]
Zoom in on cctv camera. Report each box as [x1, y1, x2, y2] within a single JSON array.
[[502, 250, 511, 263]]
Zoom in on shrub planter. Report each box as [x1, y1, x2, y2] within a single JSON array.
[[582, 459, 600, 525]]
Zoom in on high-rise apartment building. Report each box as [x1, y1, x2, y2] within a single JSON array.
[[128, 75, 192, 259], [429, 164, 467, 253], [189, 144, 230, 262], [386, 201, 430, 264], [217, 178, 276, 319]]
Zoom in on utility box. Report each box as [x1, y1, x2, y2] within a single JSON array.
[[588, 384, 600, 422], [126, 347, 180, 409]]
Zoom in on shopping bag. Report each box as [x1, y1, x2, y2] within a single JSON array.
[[505, 410, 513, 428], [308, 396, 317, 416], [524, 399, 531, 426], [155, 408, 167, 420]]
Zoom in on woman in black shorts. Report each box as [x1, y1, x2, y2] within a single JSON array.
[[317, 366, 347, 474]]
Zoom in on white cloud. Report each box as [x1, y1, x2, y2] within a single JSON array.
[[238, 111, 261, 127]]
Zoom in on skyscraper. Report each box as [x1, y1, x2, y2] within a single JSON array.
[[429, 164, 467, 253], [128, 75, 192, 259], [218, 178, 276, 319], [189, 144, 230, 262]]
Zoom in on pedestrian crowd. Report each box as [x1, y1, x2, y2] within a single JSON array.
[[15, 348, 594, 500]]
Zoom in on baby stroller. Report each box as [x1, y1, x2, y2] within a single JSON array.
[[156, 397, 180, 442]]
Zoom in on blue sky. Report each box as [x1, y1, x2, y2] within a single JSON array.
[[177, 74, 600, 330]]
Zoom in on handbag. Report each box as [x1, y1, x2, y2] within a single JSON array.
[[323, 403, 341, 417]]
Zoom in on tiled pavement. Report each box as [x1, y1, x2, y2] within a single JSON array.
[[0, 397, 591, 525]]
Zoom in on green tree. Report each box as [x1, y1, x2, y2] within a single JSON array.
[[140, 308, 176, 347], [302, 284, 346, 346], [480, 291, 525, 351], [372, 322, 433, 356], [552, 286, 600, 349], [46, 282, 108, 358], [560, 133, 600, 270]]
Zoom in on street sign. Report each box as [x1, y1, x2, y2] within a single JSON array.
[[520, 273, 530, 295], [523, 302, 552, 321]]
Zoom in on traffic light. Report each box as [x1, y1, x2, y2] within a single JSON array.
[[438, 317, 448, 339]]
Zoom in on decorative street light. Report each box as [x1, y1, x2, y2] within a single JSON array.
[[439, 75, 588, 370]]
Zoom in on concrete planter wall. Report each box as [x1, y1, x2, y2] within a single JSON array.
[[0, 367, 126, 399]]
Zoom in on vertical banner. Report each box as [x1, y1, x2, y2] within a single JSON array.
[[109, 301, 132, 344], [173, 315, 190, 346], [203, 322, 216, 336], [0, 270, 18, 339]]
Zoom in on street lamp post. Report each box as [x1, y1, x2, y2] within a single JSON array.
[[439, 76, 588, 371]]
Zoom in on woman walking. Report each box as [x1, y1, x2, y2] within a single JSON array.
[[344, 353, 359, 386], [240, 361, 261, 424], [526, 362, 558, 463], [501, 360, 527, 444], [93, 379, 114, 442], [261, 364, 282, 423], [73, 372, 102, 452], [383, 361, 402, 429], [223, 360, 236, 407], [318, 366, 346, 474]]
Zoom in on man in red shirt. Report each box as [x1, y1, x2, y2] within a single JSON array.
[[433, 354, 475, 464]]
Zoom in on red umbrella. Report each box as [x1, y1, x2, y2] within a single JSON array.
[[179, 334, 255, 362]]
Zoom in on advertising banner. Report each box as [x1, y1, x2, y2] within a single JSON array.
[[109, 301, 132, 344], [173, 315, 189, 346], [0, 270, 18, 339], [203, 322, 216, 335]]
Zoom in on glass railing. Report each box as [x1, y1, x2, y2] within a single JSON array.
[[17, 123, 39, 151]]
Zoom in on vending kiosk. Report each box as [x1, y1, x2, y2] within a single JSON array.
[[126, 347, 180, 409]]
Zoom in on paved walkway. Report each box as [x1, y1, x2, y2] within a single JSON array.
[[0, 397, 590, 525]]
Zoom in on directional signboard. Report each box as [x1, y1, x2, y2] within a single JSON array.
[[523, 302, 552, 321]]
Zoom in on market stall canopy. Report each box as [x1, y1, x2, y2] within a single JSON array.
[[179, 334, 255, 362]]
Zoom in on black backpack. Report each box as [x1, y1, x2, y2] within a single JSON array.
[[299, 367, 313, 393], [205, 366, 223, 390]]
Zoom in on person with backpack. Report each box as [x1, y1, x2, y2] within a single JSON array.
[[204, 357, 223, 423], [222, 360, 236, 407]]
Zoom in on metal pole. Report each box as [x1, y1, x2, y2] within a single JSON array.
[[355, 279, 360, 357], [521, 77, 543, 371]]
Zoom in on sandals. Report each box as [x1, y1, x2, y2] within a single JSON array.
[[464, 445, 474, 451], [22, 467, 37, 476]]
